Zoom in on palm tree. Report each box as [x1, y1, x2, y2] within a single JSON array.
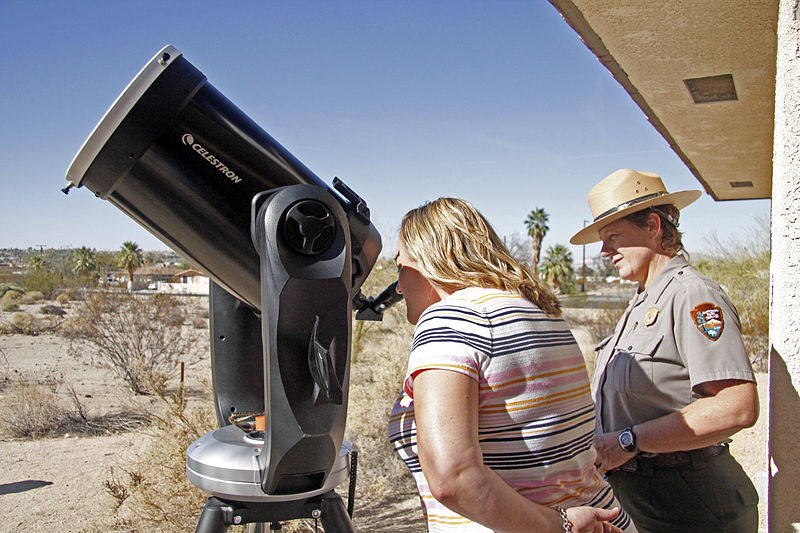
[[524, 208, 549, 277], [119, 241, 143, 291], [73, 247, 97, 281], [95, 251, 117, 285], [541, 244, 575, 293]]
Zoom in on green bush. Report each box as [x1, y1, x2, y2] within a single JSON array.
[[22, 268, 66, 300], [2, 290, 21, 302], [56, 292, 70, 305], [0, 284, 25, 299], [2, 300, 19, 312]]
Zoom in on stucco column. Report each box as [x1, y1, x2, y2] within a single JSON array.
[[768, 0, 800, 530]]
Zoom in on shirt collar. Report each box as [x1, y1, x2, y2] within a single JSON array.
[[636, 256, 688, 305]]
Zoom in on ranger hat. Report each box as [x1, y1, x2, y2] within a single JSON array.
[[570, 169, 701, 245]]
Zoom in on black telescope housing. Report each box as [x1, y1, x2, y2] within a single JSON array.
[[66, 45, 383, 528], [66, 46, 379, 310]]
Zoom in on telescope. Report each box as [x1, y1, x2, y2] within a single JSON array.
[[65, 45, 400, 532]]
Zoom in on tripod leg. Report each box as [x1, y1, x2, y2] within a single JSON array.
[[195, 497, 229, 533], [320, 492, 356, 533]]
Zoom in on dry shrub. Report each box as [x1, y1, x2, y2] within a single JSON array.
[[0, 379, 65, 438], [0, 373, 149, 439], [0, 310, 64, 336], [64, 291, 200, 395], [562, 305, 625, 378], [2, 300, 19, 312], [19, 291, 45, 304], [564, 304, 624, 344], [0, 348, 8, 391], [111, 392, 221, 531], [100, 376, 262, 532], [56, 292, 70, 305], [9, 311, 32, 332]]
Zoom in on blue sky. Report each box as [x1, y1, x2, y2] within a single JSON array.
[[0, 1, 770, 263]]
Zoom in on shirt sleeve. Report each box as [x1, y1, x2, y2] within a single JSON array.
[[402, 302, 487, 398], [673, 276, 755, 391]]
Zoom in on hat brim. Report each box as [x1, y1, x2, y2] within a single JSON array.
[[570, 190, 702, 245]]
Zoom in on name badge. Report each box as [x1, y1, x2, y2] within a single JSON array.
[[644, 307, 659, 326]]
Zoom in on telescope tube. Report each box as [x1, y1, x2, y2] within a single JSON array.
[[65, 45, 332, 310]]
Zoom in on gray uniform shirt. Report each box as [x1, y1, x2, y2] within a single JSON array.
[[591, 256, 755, 433]]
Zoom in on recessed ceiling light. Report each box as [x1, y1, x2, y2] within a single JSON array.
[[684, 74, 738, 103]]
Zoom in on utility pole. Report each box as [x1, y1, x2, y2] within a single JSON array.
[[581, 220, 587, 292]]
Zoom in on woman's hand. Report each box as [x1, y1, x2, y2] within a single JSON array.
[[593, 432, 633, 475], [566, 507, 624, 533]]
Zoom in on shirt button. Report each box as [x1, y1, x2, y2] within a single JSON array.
[[628, 346, 633, 350]]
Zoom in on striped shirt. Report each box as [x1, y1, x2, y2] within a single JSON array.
[[388, 287, 634, 532]]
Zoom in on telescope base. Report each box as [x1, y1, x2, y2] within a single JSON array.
[[195, 491, 355, 533]]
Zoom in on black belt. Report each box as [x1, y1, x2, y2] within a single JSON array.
[[617, 443, 729, 473]]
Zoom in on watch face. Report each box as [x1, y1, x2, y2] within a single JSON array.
[[619, 430, 634, 449]]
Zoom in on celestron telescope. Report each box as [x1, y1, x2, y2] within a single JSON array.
[[65, 45, 402, 533]]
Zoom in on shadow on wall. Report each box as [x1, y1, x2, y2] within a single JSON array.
[[768, 346, 800, 530]]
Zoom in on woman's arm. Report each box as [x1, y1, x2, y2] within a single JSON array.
[[594, 379, 758, 473], [414, 369, 623, 533]]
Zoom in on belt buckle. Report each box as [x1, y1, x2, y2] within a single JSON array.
[[619, 458, 638, 472]]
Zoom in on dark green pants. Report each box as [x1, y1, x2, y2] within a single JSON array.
[[607, 450, 758, 533]]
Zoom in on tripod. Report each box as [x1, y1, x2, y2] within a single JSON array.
[[195, 490, 355, 533]]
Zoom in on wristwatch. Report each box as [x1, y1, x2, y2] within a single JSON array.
[[618, 427, 638, 453]]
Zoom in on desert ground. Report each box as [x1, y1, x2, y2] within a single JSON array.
[[0, 303, 768, 532]]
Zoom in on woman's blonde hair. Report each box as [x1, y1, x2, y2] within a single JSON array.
[[399, 197, 561, 317]]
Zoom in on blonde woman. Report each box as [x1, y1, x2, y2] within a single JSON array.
[[388, 198, 636, 533]]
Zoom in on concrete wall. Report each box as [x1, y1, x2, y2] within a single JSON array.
[[768, 0, 800, 529]]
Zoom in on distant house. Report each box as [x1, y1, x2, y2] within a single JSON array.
[[106, 265, 183, 290], [149, 268, 209, 295]]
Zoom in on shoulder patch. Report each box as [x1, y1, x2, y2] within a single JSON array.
[[690, 303, 724, 341]]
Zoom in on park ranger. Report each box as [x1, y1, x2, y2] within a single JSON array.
[[571, 169, 759, 533]]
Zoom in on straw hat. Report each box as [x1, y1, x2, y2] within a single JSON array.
[[570, 169, 701, 245]]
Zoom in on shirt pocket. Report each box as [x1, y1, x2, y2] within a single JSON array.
[[626, 333, 664, 394], [607, 333, 664, 395]]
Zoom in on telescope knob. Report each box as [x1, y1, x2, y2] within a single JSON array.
[[283, 200, 337, 255]]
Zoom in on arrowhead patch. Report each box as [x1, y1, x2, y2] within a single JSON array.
[[691, 303, 724, 341]]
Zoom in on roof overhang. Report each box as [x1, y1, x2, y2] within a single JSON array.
[[549, 0, 778, 200]]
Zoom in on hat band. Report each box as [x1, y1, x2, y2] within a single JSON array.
[[593, 191, 667, 222]]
